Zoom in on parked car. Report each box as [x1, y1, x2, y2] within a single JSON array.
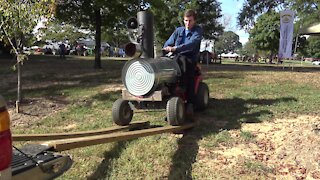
[[312, 61, 320, 65]]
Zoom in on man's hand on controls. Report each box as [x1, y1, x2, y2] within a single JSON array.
[[163, 46, 176, 52]]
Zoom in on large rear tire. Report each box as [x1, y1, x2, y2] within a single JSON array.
[[195, 82, 209, 111], [112, 99, 133, 126], [166, 97, 185, 126]]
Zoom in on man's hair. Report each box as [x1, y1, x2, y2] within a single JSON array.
[[184, 9, 197, 19]]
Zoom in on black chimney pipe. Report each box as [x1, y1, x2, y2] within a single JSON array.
[[137, 11, 154, 58]]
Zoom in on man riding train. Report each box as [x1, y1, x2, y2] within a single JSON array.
[[112, 9, 208, 126], [163, 9, 203, 116]]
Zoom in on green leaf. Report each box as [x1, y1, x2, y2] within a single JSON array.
[[11, 65, 16, 71]]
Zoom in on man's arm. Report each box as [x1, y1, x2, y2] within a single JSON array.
[[175, 27, 202, 53], [163, 29, 177, 48]]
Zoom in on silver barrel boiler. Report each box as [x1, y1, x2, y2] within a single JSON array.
[[122, 57, 181, 97]]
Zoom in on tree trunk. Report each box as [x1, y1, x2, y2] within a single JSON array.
[[16, 32, 23, 113], [16, 58, 21, 113], [94, 8, 102, 69]]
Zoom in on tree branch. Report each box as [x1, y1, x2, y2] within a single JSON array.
[[0, 20, 19, 56], [312, 2, 318, 10]]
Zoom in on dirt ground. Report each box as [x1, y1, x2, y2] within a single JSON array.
[[203, 115, 320, 179], [7, 84, 123, 128], [8, 96, 68, 128]]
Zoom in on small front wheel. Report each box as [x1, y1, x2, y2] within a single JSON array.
[[112, 99, 133, 126], [166, 97, 185, 126]]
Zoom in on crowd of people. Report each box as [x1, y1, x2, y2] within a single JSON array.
[[107, 46, 125, 57]]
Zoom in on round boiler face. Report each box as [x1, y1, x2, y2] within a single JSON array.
[[124, 60, 155, 96]]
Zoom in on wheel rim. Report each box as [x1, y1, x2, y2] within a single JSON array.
[[123, 105, 131, 119]]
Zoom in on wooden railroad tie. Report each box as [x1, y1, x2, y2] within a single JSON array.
[[43, 122, 195, 152], [13, 121, 150, 141]]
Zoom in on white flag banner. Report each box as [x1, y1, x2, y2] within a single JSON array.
[[279, 10, 295, 59]]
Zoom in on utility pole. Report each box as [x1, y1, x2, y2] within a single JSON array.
[[294, 23, 302, 65]]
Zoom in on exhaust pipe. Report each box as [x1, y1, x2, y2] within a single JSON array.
[[125, 42, 142, 58]]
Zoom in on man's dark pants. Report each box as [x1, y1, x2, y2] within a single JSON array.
[[175, 55, 196, 105]]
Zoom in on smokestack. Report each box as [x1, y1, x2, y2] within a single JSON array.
[[137, 11, 154, 58]]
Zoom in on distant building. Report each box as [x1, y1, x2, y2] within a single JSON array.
[[200, 39, 214, 53]]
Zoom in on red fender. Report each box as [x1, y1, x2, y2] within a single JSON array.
[[194, 75, 203, 94]]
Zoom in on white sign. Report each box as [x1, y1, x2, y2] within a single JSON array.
[[279, 10, 295, 59]]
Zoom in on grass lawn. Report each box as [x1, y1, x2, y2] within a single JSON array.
[[1, 55, 320, 179]]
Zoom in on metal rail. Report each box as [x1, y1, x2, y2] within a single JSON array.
[[13, 121, 150, 141], [42, 123, 195, 152]]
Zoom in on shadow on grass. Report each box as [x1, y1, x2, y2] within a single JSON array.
[[168, 96, 297, 179], [87, 141, 130, 180], [91, 91, 122, 103], [3, 80, 120, 102], [1, 56, 125, 101]]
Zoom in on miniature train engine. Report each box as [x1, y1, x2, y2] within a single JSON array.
[[112, 10, 209, 126]]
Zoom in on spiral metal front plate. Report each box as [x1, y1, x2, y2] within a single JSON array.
[[124, 60, 155, 96]]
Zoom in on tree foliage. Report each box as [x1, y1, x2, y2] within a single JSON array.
[[215, 31, 242, 54], [0, 0, 54, 51], [292, 35, 308, 57], [101, 27, 128, 47], [249, 11, 280, 54], [38, 21, 87, 45], [55, 1, 132, 30], [238, 0, 320, 59], [194, 0, 224, 39], [239, 39, 257, 56], [287, 0, 319, 27], [0, 0, 54, 110], [151, 0, 224, 44], [237, 0, 285, 30], [55, 0, 133, 68], [237, 0, 320, 30], [305, 36, 320, 58], [150, 0, 180, 44]]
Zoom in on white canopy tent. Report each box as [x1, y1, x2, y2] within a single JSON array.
[[299, 23, 320, 35], [220, 52, 240, 58]]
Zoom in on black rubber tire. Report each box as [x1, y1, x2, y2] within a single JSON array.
[[112, 99, 133, 126], [166, 97, 185, 126], [195, 82, 209, 111]]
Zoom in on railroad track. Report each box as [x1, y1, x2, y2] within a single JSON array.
[[13, 121, 150, 141], [13, 121, 195, 152]]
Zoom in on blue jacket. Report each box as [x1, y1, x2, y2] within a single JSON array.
[[163, 25, 203, 62]]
